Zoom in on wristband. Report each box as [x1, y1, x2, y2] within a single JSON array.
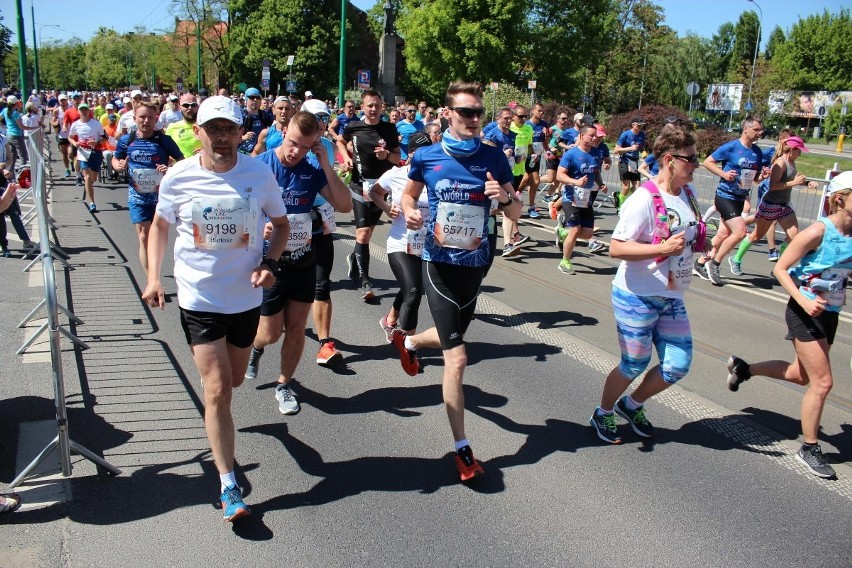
[[499, 193, 514, 207]]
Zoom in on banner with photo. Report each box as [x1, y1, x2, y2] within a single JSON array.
[[706, 84, 743, 112], [768, 90, 852, 118]]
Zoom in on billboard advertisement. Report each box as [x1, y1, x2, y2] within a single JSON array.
[[706, 84, 744, 112], [768, 90, 852, 118]]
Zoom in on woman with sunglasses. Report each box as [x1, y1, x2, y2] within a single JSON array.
[[726, 172, 852, 478], [590, 128, 705, 444], [729, 136, 817, 275]]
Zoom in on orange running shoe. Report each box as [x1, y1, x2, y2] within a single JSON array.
[[549, 199, 558, 220], [455, 445, 484, 481], [316, 340, 343, 366], [391, 329, 419, 376]]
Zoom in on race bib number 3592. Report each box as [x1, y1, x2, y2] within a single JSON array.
[[191, 197, 257, 250]]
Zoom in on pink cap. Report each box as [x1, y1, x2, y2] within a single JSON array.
[[595, 123, 606, 136], [785, 136, 809, 152]]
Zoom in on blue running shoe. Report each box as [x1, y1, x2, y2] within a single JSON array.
[[220, 485, 251, 522]]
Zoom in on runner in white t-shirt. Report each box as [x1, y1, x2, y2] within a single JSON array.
[[68, 103, 106, 212], [370, 131, 433, 344], [142, 96, 289, 524]]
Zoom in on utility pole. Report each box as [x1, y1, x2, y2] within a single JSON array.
[[196, 1, 204, 91], [31, 4, 39, 93], [338, 0, 346, 108]]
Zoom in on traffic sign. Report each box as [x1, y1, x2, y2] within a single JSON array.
[[582, 95, 592, 104], [528, 80, 537, 90], [176, 77, 183, 92], [489, 82, 498, 91], [286, 55, 295, 66], [358, 70, 370, 90], [686, 81, 700, 97], [286, 80, 297, 93], [745, 101, 753, 111], [262, 58, 270, 68], [261, 79, 270, 90]]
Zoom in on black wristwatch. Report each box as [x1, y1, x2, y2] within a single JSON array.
[[499, 192, 514, 207], [259, 257, 280, 277]]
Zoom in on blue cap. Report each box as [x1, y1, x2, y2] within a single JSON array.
[[245, 87, 261, 97], [71, 91, 81, 98]]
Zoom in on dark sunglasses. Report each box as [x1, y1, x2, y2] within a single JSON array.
[[406, 109, 416, 113], [558, 116, 568, 120], [450, 106, 485, 119], [248, 95, 261, 100], [515, 114, 528, 119], [181, 102, 199, 109], [670, 153, 698, 164], [316, 114, 330, 123]]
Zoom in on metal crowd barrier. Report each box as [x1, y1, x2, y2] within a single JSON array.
[[10, 129, 120, 489]]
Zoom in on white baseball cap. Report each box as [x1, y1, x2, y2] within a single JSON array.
[[301, 99, 330, 116], [123, 97, 132, 104], [197, 95, 243, 126], [130, 89, 143, 99], [827, 171, 852, 195], [304, 90, 313, 98], [58, 93, 68, 101]]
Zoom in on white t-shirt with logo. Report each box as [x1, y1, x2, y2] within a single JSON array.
[[68, 118, 105, 161], [611, 186, 698, 299], [377, 165, 430, 255], [155, 153, 288, 313]]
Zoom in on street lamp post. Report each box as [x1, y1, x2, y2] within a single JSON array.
[[35, 24, 60, 92], [746, 0, 762, 107]]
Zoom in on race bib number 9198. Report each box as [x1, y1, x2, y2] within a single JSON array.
[[191, 197, 257, 250]]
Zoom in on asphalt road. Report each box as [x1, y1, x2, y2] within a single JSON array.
[[1, 147, 850, 567]]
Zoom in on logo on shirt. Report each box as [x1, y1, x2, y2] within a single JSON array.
[[470, 166, 487, 173], [202, 205, 240, 221]]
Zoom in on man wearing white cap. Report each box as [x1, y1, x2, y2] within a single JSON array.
[[142, 95, 290, 523], [304, 91, 313, 100], [158, 94, 183, 128]]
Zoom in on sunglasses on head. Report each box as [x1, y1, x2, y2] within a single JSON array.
[[669, 153, 698, 164], [181, 102, 199, 109], [450, 106, 485, 119]]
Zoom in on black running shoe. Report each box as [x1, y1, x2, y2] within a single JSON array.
[[692, 259, 710, 281], [726, 355, 751, 392], [614, 397, 654, 438]]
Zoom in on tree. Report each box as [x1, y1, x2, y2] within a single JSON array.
[[170, 0, 231, 90], [0, 15, 13, 87], [709, 22, 735, 81], [85, 29, 133, 90], [764, 26, 784, 60], [396, 0, 526, 101], [771, 9, 852, 91], [647, 34, 716, 110], [728, 10, 760, 81]]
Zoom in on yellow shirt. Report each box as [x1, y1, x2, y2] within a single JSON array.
[[165, 119, 201, 158]]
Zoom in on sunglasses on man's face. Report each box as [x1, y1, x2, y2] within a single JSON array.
[[450, 106, 485, 119], [248, 96, 261, 100], [515, 114, 528, 120], [181, 102, 199, 109]]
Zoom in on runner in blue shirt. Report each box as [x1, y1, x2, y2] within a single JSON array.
[[554, 125, 606, 274], [520, 103, 550, 217], [400, 81, 520, 483], [112, 101, 184, 274], [396, 105, 424, 161], [246, 111, 351, 416], [328, 99, 356, 145], [614, 117, 647, 210], [693, 115, 764, 286]]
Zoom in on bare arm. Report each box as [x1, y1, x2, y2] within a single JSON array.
[[773, 222, 828, 316], [141, 215, 172, 309]]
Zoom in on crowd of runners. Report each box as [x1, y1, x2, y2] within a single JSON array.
[[0, 80, 848, 521]]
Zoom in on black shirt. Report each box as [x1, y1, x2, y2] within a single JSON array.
[[342, 120, 400, 183]]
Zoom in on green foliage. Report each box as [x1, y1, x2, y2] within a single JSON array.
[[85, 29, 132, 91], [764, 26, 784, 60], [648, 34, 716, 109], [728, 11, 760, 81], [228, 0, 376, 99], [397, 0, 526, 101], [480, 83, 531, 122], [823, 104, 852, 139], [771, 9, 852, 91]]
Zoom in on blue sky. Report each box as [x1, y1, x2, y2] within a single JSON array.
[[4, 0, 847, 49]]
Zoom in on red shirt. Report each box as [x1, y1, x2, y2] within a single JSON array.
[[63, 106, 80, 130]]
